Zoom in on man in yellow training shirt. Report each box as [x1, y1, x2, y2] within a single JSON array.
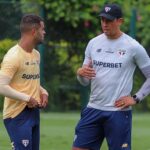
[[0, 14, 48, 150]]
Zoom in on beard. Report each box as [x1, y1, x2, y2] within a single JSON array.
[[35, 36, 44, 45]]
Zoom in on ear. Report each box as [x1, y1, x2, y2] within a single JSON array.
[[31, 28, 36, 36], [118, 18, 124, 25]]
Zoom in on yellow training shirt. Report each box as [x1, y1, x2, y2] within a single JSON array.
[[0, 44, 41, 119]]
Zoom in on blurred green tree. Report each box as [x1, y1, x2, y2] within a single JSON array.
[[0, 1, 22, 39]]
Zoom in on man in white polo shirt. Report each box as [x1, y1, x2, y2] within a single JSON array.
[[72, 3, 150, 150]]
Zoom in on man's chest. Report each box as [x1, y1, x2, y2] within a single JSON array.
[[14, 57, 40, 81], [90, 45, 134, 69]]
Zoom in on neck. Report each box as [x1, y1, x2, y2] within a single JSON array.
[[19, 36, 35, 53], [107, 31, 123, 39]]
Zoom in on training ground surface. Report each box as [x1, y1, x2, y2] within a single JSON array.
[[0, 112, 150, 150]]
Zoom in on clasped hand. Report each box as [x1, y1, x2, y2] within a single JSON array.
[[27, 94, 48, 108]]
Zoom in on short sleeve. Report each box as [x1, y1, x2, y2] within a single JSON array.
[[0, 53, 19, 78], [134, 44, 150, 69], [83, 40, 93, 66], [34, 49, 40, 63]]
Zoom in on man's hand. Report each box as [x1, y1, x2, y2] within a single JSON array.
[[39, 94, 48, 108], [77, 66, 96, 79], [27, 97, 39, 108], [115, 96, 136, 109]]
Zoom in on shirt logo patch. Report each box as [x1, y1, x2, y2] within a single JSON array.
[[105, 48, 114, 54], [96, 49, 102, 52], [105, 7, 111, 12], [25, 60, 39, 66], [22, 139, 29, 147], [25, 62, 29, 65], [93, 60, 122, 68], [118, 49, 126, 56]]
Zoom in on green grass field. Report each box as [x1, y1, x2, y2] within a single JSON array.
[[0, 112, 150, 150]]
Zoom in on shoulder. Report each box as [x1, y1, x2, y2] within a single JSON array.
[[3, 44, 20, 61], [33, 49, 40, 56], [33, 49, 40, 60], [1, 45, 20, 74], [89, 33, 105, 44], [86, 33, 105, 49], [122, 33, 143, 49]]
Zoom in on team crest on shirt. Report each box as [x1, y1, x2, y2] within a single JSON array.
[[105, 7, 111, 12], [22, 139, 29, 147], [118, 49, 126, 56]]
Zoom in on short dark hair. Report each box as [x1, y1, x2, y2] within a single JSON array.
[[20, 14, 43, 33]]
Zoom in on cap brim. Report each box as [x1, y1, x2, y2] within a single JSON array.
[[99, 13, 115, 20]]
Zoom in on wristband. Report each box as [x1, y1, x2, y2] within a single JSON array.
[[132, 95, 140, 104]]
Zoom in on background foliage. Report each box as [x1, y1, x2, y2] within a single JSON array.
[[0, 0, 150, 111]]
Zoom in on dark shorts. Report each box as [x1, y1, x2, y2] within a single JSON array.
[[4, 107, 40, 150], [73, 107, 132, 150]]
